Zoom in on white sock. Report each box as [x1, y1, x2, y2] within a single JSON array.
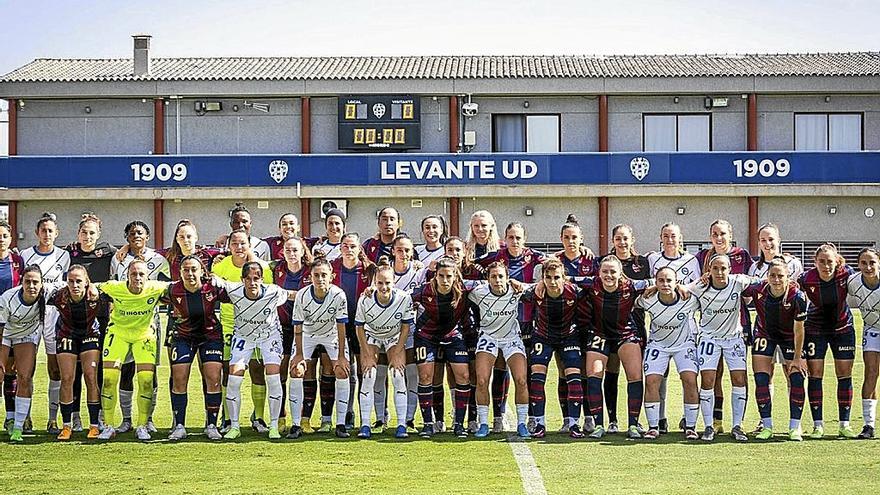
[[373, 365, 388, 423], [119, 389, 133, 420], [536, 415, 545, 426], [390, 368, 408, 427], [335, 378, 350, 426], [266, 374, 283, 429], [226, 375, 244, 428], [477, 404, 489, 426], [516, 403, 528, 426], [360, 367, 376, 427], [645, 401, 660, 429], [684, 403, 700, 429], [841, 420, 850, 428], [658, 377, 668, 421], [48, 379, 61, 421], [700, 389, 715, 428], [863, 399, 877, 427], [14, 397, 31, 429], [790, 418, 801, 431], [288, 378, 303, 426], [731, 386, 747, 428], [563, 416, 572, 427], [405, 363, 418, 422]]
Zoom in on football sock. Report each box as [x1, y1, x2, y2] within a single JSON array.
[[808, 377, 823, 424], [863, 398, 877, 428], [205, 392, 221, 427], [171, 392, 187, 427], [684, 402, 699, 429], [529, 372, 547, 419], [101, 367, 120, 427], [587, 376, 604, 426], [699, 388, 715, 428], [48, 379, 61, 422], [405, 364, 419, 421], [390, 368, 408, 427], [135, 370, 154, 427], [373, 365, 388, 423], [645, 401, 660, 428], [289, 378, 303, 426], [226, 375, 244, 428], [335, 378, 350, 426], [302, 378, 318, 421], [14, 396, 31, 430], [251, 383, 267, 422], [731, 386, 747, 428], [418, 384, 434, 424], [267, 374, 283, 429], [604, 371, 619, 423], [837, 377, 853, 423], [566, 373, 583, 422], [627, 381, 643, 427], [360, 367, 376, 427]]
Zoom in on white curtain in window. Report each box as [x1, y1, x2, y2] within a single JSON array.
[[795, 114, 828, 150], [677, 115, 711, 151], [644, 115, 676, 151], [829, 114, 861, 151], [494, 115, 525, 152], [526, 115, 559, 153]]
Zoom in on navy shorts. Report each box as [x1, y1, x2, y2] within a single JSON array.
[[170, 338, 224, 365], [530, 333, 581, 369], [805, 330, 856, 361], [414, 334, 469, 365], [752, 336, 801, 361], [584, 333, 641, 357], [56, 335, 100, 355]]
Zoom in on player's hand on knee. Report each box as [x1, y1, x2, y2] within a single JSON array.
[[335, 356, 350, 377]]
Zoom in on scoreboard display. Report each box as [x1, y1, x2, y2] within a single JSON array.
[[338, 95, 420, 150]]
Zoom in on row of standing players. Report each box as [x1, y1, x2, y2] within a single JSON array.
[[0, 205, 878, 443]]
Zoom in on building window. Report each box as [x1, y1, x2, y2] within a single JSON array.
[[492, 114, 559, 152], [795, 113, 862, 151], [643, 114, 711, 151]]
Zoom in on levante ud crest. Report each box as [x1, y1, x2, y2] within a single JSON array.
[[268, 160, 288, 184], [630, 157, 650, 181]]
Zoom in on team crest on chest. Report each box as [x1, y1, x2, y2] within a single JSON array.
[[566, 299, 574, 306], [176, 297, 182, 304]]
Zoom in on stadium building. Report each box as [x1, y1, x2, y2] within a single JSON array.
[[0, 35, 878, 262]]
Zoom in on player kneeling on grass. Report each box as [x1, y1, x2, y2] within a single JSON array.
[[163, 256, 227, 441], [745, 259, 809, 441], [50, 265, 104, 441], [521, 259, 590, 439], [95, 261, 169, 441], [214, 261, 294, 440], [355, 258, 414, 439], [635, 267, 700, 440], [468, 262, 530, 439], [287, 258, 351, 439]]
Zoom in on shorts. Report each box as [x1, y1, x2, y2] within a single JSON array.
[[863, 326, 880, 354], [475, 333, 526, 359], [103, 328, 158, 367], [124, 312, 162, 366], [282, 326, 295, 356], [301, 332, 348, 362], [584, 333, 641, 357], [644, 341, 698, 376], [346, 322, 361, 356], [752, 336, 800, 362], [365, 332, 402, 353], [414, 334, 469, 365], [229, 334, 283, 368], [530, 333, 581, 369], [2, 332, 40, 348], [169, 338, 224, 365], [805, 330, 856, 361], [697, 335, 747, 372], [56, 335, 101, 355], [37, 306, 60, 355]]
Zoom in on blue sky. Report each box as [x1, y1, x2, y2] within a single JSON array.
[[0, 0, 878, 75]]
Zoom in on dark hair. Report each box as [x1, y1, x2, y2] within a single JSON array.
[[278, 213, 300, 232], [78, 212, 102, 231], [36, 212, 58, 231], [22, 265, 47, 326], [324, 208, 347, 225], [505, 222, 526, 238], [560, 214, 581, 236], [542, 258, 564, 275], [310, 255, 333, 273], [858, 247, 880, 261], [377, 206, 400, 224], [124, 220, 150, 238], [166, 219, 197, 262], [0, 220, 11, 234], [374, 256, 395, 281], [229, 203, 251, 227], [392, 233, 414, 262], [432, 256, 463, 307], [655, 266, 678, 280], [611, 224, 637, 258], [485, 260, 508, 276], [228, 229, 250, 245], [284, 237, 313, 267], [421, 215, 449, 246], [240, 261, 264, 279], [180, 254, 206, 271]]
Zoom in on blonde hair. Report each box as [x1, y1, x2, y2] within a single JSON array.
[[466, 210, 500, 262]]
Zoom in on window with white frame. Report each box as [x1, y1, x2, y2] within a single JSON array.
[[795, 113, 862, 151], [643, 114, 711, 151], [493, 114, 560, 152]]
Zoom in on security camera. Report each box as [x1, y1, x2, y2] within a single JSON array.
[[461, 102, 479, 117]]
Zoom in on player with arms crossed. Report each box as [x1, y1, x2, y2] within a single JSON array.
[[355, 258, 414, 439]]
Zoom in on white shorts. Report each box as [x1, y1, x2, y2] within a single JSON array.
[[301, 332, 348, 362], [405, 331, 415, 350], [697, 335, 747, 372], [2, 332, 40, 348], [365, 333, 402, 353], [864, 326, 880, 353], [37, 306, 59, 355], [230, 334, 283, 368], [643, 341, 699, 376], [475, 333, 526, 359]]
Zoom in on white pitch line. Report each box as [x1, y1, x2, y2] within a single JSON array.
[[503, 408, 548, 495]]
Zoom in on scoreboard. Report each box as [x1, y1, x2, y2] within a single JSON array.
[[338, 95, 420, 150]]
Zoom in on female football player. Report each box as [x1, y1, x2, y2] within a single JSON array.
[[798, 244, 857, 439], [362, 207, 400, 263], [415, 215, 448, 264], [848, 248, 880, 439], [466, 210, 501, 262], [312, 208, 346, 261], [264, 213, 301, 261], [0, 220, 24, 433]]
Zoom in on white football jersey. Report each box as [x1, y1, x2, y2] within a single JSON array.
[[394, 262, 428, 294], [688, 274, 758, 340], [19, 246, 70, 283], [748, 256, 804, 280], [0, 283, 63, 338], [647, 251, 701, 285], [355, 288, 415, 339], [848, 273, 880, 328], [111, 248, 170, 281], [292, 285, 348, 338], [217, 281, 288, 341], [251, 236, 271, 261], [467, 283, 521, 342], [312, 240, 342, 261], [415, 244, 445, 264], [635, 292, 700, 349]]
